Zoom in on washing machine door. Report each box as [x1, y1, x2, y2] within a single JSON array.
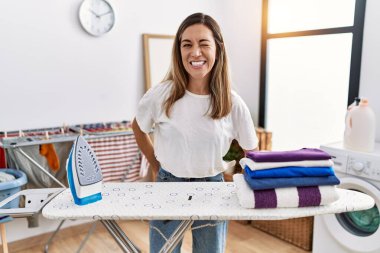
[[322, 177, 380, 252]]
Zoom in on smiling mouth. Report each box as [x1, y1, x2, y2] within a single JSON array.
[[190, 61, 206, 67]]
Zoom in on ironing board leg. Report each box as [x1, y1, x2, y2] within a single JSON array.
[[159, 220, 194, 253], [44, 220, 65, 253], [75, 221, 98, 253], [106, 220, 141, 253], [0, 223, 8, 253], [101, 220, 141, 253]]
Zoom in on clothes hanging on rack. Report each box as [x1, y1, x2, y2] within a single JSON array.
[[87, 134, 143, 182], [5, 142, 71, 188], [0, 132, 9, 168], [0, 147, 6, 168], [39, 143, 60, 172]]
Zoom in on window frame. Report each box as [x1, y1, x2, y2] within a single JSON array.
[[259, 0, 367, 127]]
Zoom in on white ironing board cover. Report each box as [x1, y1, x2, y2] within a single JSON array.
[[42, 182, 374, 221]]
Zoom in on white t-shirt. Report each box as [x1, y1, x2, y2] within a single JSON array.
[[136, 81, 258, 178]]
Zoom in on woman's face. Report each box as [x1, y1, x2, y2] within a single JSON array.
[[180, 24, 217, 85]]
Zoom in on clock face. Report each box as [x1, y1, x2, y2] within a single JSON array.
[[79, 0, 115, 36]]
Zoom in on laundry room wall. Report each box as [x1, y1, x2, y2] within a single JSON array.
[[359, 0, 380, 142], [0, 0, 261, 132], [1, 0, 378, 151]]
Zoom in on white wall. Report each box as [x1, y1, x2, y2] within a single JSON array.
[[359, 0, 380, 142], [0, 0, 228, 131], [217, 0, 262, 125]]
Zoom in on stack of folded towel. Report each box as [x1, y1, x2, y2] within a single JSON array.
[[233, 148, 340, 209]]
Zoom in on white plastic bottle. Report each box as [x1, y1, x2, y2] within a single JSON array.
[[344, 98, 376, 152]]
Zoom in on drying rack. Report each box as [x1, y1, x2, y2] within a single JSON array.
[[1, 121, 134, 186], [0, 121, 141, 253]]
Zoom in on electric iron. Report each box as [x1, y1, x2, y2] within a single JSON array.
[[66, 136, 103, 205]]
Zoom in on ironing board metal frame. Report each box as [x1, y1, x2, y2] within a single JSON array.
[[159, 220, 194, 253]]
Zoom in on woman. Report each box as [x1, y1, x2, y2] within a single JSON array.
[[132, 12, 258, 253]]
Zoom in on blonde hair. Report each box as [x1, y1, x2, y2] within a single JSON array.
[[163, 13, 232, 119]]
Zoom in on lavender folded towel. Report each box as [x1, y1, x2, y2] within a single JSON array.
[[244, 165, 335, 178], [239, 157, 334, 171], [233, 174, 339, 208], [243, 168, 340, 190], [246, 148, 331, 163]]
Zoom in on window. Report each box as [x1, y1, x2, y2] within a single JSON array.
[[260, 0, 366, 150]]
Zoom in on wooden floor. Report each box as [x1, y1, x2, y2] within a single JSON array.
[[11, 221, 310, 253]]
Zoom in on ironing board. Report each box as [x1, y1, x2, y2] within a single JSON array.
[[42, 182, 375, 253]]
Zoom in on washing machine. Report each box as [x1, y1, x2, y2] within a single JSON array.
[[313, 141, 380, 253]]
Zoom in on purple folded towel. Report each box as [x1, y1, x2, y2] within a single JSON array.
[[233, 174, 339, 209], [253, 186, 322, 208], [246, 148, 331, 162]]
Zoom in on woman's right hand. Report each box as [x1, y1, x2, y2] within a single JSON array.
[[132, 118, 161, 177]]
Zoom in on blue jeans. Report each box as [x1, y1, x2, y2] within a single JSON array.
[[149, 168, 228, 253]]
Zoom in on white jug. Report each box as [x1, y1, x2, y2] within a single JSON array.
[[344, 98, 376, 152]]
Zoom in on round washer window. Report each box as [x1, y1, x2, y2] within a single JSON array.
[[336, 190, 380, 237]]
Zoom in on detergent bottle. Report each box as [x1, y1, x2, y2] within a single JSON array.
[[344, 98, 376, 152]]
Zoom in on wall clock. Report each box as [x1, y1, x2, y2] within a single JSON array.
[[79, 0, 115, 36]]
